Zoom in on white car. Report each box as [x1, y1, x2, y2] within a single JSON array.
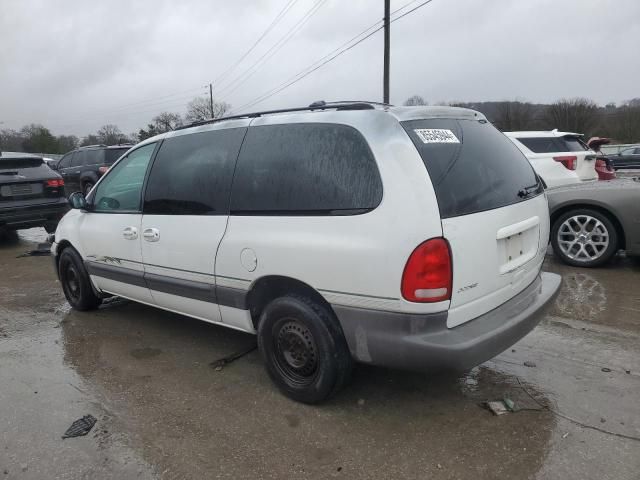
[[52, 102, 561, 403], [505, 130, 598, 188]]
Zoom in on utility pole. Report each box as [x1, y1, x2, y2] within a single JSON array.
[[383, 0, 390, 104], [209, 83, 214, 118]]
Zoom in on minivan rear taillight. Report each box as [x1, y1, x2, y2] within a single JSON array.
[[401, 238, 452, 303], [553, 155, 577, 170]]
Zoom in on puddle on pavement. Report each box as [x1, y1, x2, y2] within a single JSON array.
[[60, 299, 557, 479], [2, 231, 639, 478]]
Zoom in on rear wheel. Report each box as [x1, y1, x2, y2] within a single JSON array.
[[58, 247, 102, 310], [257, 295, 353, 404], [551, 208, 618, 267]]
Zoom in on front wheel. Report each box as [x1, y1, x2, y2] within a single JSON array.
[[257, 295, 353, 404], [58, 247, 102, 310], [551, 209, 618, 267]]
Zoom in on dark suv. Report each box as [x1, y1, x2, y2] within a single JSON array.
[[0, 155, 68, 233], [54, 144, 132, 197]]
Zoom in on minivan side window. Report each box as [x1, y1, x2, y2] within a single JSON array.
[[92, 143, 156, 213], [143, 128, 246, 215], [230, 123, 382, 214]]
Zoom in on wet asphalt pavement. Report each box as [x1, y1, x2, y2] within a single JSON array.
[[1, 228, 639, 479]]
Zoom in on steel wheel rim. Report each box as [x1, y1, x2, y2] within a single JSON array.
[[63, 263, 81, 301], [273, 318, 318, 386], [557, 214, 609, 262]]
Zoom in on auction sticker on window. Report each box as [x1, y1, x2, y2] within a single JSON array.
[[414, 129, 460, 144]]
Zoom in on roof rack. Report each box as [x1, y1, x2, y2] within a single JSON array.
[[177, 100, 392, 131], [79, 144, 106, 149]]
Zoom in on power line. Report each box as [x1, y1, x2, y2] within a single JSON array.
[[214, 0, 300, 86], [231, 0, 435, 114], [214, 0, 327, 97]]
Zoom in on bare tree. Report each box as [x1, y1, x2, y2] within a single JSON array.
[[494, 101, 534, 131], [152, 112, 183, 133], [185, 96, 230, 123], [543, 98, 599, 136], [96, 124, 124, 145], [403, 95, 427, 106]]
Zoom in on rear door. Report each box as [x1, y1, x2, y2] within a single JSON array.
[[140, 125, 246, 326], [57, 152, 75, 196], [79, 143, 157, 303], [403, 119, 548, 328]]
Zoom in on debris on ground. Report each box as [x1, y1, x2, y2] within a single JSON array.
[[210, 344, 257, 371], [485, 400, 509, 415], [562, 432, 570, 439], [524, 361, 537, 368], [62, 414, 97, 439], [601, 367, 612, 372], [16, 243, 51, 258]]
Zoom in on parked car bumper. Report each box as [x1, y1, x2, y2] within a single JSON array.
[[334, 272, 561, 371], [0, 199, 68, 230]]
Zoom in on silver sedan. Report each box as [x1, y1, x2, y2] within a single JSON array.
[[546, 178, 640, 267]]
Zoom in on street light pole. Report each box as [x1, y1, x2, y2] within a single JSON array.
[[383, 0, 390, 104]]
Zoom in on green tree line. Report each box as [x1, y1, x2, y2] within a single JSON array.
[[404, 96, 640, 142], [3, 96, 638, 155]]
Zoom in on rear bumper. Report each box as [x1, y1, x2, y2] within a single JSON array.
[[0, 199, 68, 229], [334, 272, 561, 371]]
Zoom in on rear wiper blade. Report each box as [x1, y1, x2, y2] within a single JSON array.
[[517, 183, 541, 199]]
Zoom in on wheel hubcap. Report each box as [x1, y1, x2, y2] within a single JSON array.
[[274, 319, 318, 382], [558, 215, 609, 262]]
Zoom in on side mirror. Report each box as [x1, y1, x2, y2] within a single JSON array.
[[68, 192, 88, 210], [49, 163, 58, 170]]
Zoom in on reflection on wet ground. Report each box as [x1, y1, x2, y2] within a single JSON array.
[[1, 228, 639, 479]]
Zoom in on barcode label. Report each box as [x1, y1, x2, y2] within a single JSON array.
[[414, 129, 460, 144]]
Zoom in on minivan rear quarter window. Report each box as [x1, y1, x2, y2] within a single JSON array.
[[402, 119, 541, 218], [517, 136, 588, 153], [230, 123, 382, 214]]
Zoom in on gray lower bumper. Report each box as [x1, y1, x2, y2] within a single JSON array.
[[333, 272, 561, 371]]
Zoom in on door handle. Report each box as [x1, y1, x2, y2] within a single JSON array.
[[143, 228, 160, 242], [122, 226, 138, 240]]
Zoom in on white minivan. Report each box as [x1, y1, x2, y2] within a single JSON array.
[[53, 102, 561, 403], [505, 130, 598, 188]]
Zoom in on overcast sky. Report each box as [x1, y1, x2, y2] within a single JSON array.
[[1, 0, 639, 137]]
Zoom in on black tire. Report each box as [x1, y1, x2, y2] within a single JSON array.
[[83, 182, 94, 197], [257, 295, 353, 404], [551, 208, 618, 268], [58, 247, 102, 310]]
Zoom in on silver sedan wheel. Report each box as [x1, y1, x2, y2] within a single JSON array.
[[557, 214, 610, 262]]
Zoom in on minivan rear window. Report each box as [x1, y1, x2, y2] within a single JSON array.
[[402, 119, 541, 219], [517, 136, 588, 153], [230, 123, 382, 214]]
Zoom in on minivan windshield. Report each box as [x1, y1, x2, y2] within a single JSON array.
[[402, 119, 542, 218]]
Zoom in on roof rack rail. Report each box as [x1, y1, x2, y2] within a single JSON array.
[[79, 144, 106, 149], [177, 100, 392, 131]]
